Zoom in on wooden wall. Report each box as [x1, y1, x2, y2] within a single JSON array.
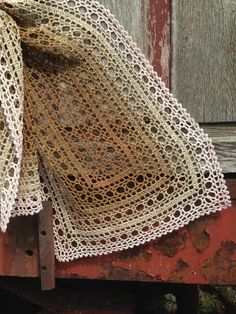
[[99, 0, 149, 56], [98, 0, 236, 172], [172, 0, 235, 123], [172, 0, 236, 173], [99, 0, 171, 86]]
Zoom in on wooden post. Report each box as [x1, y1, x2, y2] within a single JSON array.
[[38, 201, 55, 290]]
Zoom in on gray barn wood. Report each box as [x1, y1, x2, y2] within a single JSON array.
[[97, 1, 236, 173], [98, 0, 149, 56], [203, 124, 236, 173], [172, 0, 235, 123]]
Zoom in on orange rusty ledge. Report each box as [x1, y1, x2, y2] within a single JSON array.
[[0, 180, 236, 285], [55, 205, 236, 285]]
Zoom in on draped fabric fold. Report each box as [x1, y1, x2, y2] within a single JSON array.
[[0, 0, 231, 261], [0, 10, 24, 231]]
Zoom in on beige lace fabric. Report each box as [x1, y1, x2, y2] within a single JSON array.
[[0, 0, 231, 262]]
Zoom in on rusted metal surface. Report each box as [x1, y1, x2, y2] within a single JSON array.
[[202, 240, 236, 285], [0, 215, 38, 277], [168, 259, 190, 283], [101, 265, 163, 282], [153, 230, 187, 257], [0, 181, 235, 284], [55, 203, 236, 284], [38, 201, 55, 290], [54, 177, 236, 284], [187, 214, 219, 253]]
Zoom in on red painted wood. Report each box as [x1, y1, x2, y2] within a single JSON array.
[[38, 201, 55, 290], [0, 215, 39, 277], [55, 205, 236, 284], [147, 0, 171, 87]]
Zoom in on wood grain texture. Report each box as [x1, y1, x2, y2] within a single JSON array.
[[96, 1, 235, 172], [172, 0, 236, 123], [98, 0, 171, 84], [98, 0, 149, 56], [147, 0, 171, 86], [203, 124, 236, 173]]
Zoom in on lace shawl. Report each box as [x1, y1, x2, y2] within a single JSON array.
[[0, 0, 231, 261]]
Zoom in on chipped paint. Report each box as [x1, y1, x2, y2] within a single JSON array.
[[0, 216, 38, 277], [154, 230, 187, 257], [168, 259, 190, 283], [147, 0, 171, 87], [102, 265, 163, 282], [54, 205, 236, 284], [187, 214, 219, 253], [1, 197, 235, 284], [202, 241, 236, 284], [1, 173, 235, 285]]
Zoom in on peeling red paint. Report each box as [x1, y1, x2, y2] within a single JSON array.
[[102, 265, 163, 282], [0, 216, 38, 277], [202, 241, 236, 284], [168, 259, 190, 283], [55, 205, 236, 284], [147, 0, 171, 87], [1, 176, 235, 284], [119, 243, 150, 260], [187, 214, 219, 253], [154, 230, 187, 257]]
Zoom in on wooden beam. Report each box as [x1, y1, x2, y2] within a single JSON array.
[[203, 124, 236, 173], [38, 201, 55, 290]]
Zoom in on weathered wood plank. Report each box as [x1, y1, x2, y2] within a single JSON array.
[[38, 201, 55, 290], [97, 0, 171, 86], [95, 1, 234, 172], [147, 0, 171, 86], [203, 124, 236, 173], [98, 0, 149, 56], [172, 0, 236, 123]]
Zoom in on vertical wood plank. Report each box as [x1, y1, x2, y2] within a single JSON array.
[[98, 0, 149, 56], [147, 0, 171, 87], [38, 201, 55, 290], [172, 0, 236, 122], [97, 0, 171, 85]]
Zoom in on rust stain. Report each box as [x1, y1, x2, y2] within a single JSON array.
[[147, 0, 171, 86], [154, 231, 187, 257], [0, 216, 39, 277], [120, 243, 151, 260], [202, 241, 236, 284], [187, 214, 219, 253], [102, 265, 163, 282], [168, 259, 190, 283], [226, 179, 236, 200]]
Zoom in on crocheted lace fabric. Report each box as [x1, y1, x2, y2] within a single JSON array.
[[0, 0, 231, 261]]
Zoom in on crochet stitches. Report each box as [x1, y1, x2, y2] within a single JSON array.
[[0, 0, 231, 261]]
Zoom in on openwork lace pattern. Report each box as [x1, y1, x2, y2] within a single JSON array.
[[0, 0, 231, 261]]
